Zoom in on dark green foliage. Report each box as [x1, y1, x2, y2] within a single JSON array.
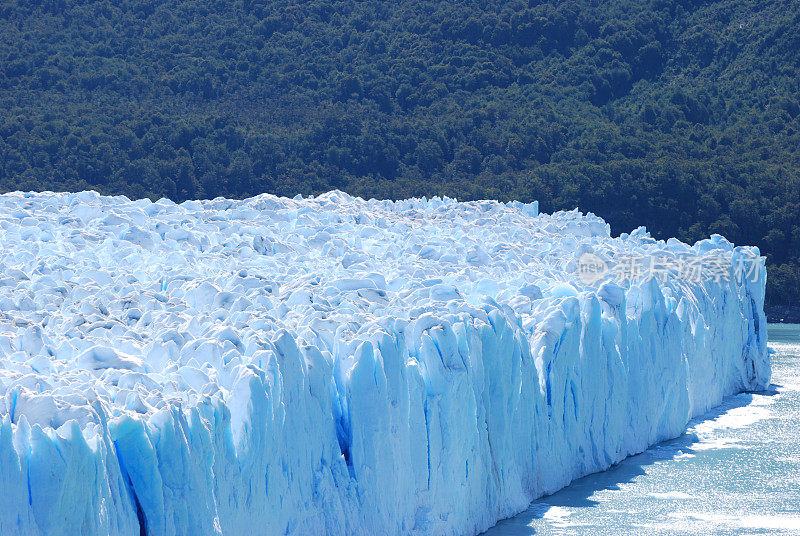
[[1, 0, 799, 305]]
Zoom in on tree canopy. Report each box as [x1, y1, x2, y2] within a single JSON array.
[[2, 0, 799, 306]]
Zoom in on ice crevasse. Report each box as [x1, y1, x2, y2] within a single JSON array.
[[0, 190, 768, 536]]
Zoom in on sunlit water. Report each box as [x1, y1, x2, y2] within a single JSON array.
[[484, 323, 800, 536]]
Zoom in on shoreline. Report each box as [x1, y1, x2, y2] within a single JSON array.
[[765, 305, 800, 324]]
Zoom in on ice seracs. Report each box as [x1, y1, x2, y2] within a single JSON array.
[[0, 190, 768, 536]]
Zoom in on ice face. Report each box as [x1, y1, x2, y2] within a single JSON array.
[[0, 190, 768, 536]]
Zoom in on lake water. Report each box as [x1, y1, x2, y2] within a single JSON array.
[[484, 323, 800, 536]]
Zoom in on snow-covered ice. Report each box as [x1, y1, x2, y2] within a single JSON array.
[[0, 190, 768, 536]]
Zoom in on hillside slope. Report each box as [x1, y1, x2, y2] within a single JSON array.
[[1, 0, 799, 304]]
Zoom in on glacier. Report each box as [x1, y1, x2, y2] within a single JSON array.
[[0, 190, 769, 536]]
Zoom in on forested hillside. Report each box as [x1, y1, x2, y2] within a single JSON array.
[[2, 0, 799, 307]]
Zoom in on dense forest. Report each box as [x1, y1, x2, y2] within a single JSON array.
[[1, 0, 799, 309]]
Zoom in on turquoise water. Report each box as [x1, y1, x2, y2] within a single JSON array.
[[484, 324, 800, 536]]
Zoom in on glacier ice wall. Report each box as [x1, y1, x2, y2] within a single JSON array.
[[0, 190, 768, 536]]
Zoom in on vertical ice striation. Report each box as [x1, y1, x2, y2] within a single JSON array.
[[0, 190, 768, 536]]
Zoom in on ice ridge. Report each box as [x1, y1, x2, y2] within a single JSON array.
[[0, 190, 768, 536]]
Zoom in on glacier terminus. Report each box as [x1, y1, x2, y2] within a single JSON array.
[[0, 190, 769, 536]]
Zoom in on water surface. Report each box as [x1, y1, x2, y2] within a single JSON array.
[[484, 323, 800, 535]]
